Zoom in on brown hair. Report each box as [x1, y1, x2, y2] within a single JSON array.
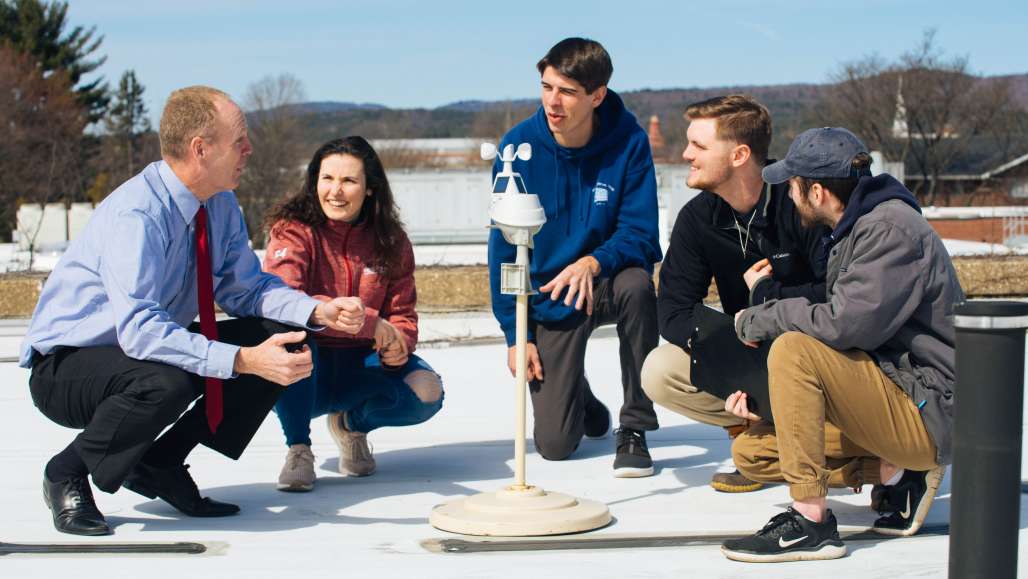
[[264, 136, 409, 280], [536, 37, 612, 94], [159, 86, 230, 160], [796, 153, 874, 206], [684, 95, 772, 163]]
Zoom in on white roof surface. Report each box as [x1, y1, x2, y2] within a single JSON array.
[[3, 322, 1028, 577]]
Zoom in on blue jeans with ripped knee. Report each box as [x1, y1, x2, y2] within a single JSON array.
[[274, 343, 443, 447]]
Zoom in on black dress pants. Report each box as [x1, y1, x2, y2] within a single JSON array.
[[29, 318, 300, 493], [530, 267, 659, 460]]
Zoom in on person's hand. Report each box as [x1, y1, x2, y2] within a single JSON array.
[[374, 318, 409, 367], [743, 258, 773, 290], [234, 331, 312, 386], [312, 296, 365, 334], [725, 390, 761, 422], [507, 342, 544, 382], [539, 256, 600, 315], [734, 310, 759, 348]]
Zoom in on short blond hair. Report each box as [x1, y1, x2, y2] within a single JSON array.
[[159, 86, 231, 160]]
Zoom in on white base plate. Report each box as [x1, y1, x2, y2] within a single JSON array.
[[430, 485, 611, 537]]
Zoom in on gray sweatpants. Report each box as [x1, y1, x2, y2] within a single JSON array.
[[530, 267, 659, 460]]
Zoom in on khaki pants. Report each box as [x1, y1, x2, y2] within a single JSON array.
[[642, 341, 880, 488], [641, 343, 745, 429], [768, 332, 938, 501], [732, 421, 880, 490]]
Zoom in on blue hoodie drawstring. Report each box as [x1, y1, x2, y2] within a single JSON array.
[[554, 148, 579, 235], [551, 151, 561, 217], [577, 163, 586, 224]]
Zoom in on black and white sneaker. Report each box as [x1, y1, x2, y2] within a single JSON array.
[[583, 394, 611, 439], [872, 466, 945, 536], [722, 507, 846, 563], [612, 427, 654, 478]]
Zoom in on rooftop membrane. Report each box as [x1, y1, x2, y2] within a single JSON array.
[[2, 324, 1027, 577]]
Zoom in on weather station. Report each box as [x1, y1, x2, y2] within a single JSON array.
[[428, 142, 612, 536]]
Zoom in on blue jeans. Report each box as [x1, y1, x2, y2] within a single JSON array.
[[274, 344, 443, 447]]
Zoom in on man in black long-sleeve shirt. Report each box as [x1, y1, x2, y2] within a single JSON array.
[[640, 95, 827, 492]]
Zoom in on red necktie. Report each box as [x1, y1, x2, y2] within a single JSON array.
[[195, 206, 223, 433]]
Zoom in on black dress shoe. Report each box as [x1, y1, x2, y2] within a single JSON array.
[[43, 474, 113, 536], [123, 462, 239, 517]]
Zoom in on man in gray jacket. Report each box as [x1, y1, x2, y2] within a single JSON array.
[[720, 128, 964, 563]]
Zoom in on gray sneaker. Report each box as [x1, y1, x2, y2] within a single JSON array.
[[277, 444, 315, 492], [327, 413, 376, 477]]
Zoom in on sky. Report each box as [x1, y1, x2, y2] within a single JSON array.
[[68, 0, 1028, 123]]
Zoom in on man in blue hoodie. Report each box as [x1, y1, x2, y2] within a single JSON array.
[[721, 128, 962, 562], [488, 37, 662, 477]]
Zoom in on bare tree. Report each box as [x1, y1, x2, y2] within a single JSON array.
[[469, 101, 535, 143], [817, 55, 905, 161], [0, 45, 87, 267], [375, 142, 477, 170], [817, 30, 1018, 205], [376, 144, 440, 169], [237, 73, 308, 247]]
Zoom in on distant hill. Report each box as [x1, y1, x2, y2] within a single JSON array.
[[289, 101, 388, 114], [436, 99, 534, 112], [290, 72, 1028, 162], [996, 73, 1028, 106], [291, 81, 831, 159]]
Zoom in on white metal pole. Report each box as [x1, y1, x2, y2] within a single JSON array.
[[514, 244, 529, 489]]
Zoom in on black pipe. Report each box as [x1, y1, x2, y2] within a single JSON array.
[[950, 300, 1028, 579]]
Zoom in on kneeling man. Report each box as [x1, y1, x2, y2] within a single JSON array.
[[489, 38, 662, 477]]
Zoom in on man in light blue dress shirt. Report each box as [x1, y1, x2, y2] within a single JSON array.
[[22, 86, 366, 536]]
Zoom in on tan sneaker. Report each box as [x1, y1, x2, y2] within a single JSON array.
[[277, 444, 315, 492], [327, 412, 376, 477], [712, 423, 764, 492]]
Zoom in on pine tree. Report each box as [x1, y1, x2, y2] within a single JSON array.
[[105, 70, 150, 178], [0, 0, 109, 122]]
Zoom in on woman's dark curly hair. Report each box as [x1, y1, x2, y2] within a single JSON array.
[[264, 136, 408, 279]]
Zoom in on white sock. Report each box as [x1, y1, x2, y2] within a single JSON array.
[[884, 468, 904, 486]]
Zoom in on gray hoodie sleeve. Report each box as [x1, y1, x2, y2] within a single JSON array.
[[736, 221, 926, 351]]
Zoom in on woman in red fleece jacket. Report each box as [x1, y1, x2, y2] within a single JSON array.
[[263, 137, 443, 492]]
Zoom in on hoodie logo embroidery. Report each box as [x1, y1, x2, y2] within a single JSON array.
[[273, 248, 288, 259], [593, 185, 610, 205]]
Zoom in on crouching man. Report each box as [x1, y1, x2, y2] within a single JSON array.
[[720, 127, 963, 562], [23, 86, 365, 536]]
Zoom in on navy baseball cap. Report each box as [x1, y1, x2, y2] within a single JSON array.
[[762, 127, 870, 185]]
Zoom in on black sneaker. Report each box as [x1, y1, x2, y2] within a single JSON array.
[[583, 395, 611, 439], [872, 466, 945, 536], [612, 427, 654, 478], [722, 507, 846, 563], [869, 483, 890, 512]]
